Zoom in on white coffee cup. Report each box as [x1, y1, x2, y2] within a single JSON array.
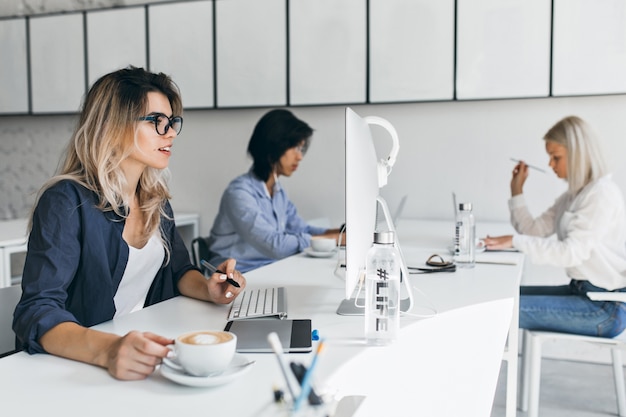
[[310, 236, 336, 252], [166, 330, 237, 377]]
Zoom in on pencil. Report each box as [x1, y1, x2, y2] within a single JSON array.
[[200, 259, 241, 288], [509, 158, 546, 173], [294, 339, 326, 411]]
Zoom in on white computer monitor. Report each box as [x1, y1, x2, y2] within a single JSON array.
[[338, 107, 411, 316], [343, 107, 380, 305]]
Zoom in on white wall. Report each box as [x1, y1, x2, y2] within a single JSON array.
[[163, 94, 626, 237], [3, 94, 626, 233]]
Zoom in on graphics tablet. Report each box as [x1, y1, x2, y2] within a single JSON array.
[[224, 319, 312, 353]]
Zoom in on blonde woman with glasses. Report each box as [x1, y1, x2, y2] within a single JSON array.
[[484, 116, 626, 337], [13, 67, 245, 380]]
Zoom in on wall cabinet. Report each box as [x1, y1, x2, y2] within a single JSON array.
[[149, 1, 215, 108], [0, 19, 28, 114], [552, 0, 626, 96], [216, 0, 286, 107], [86, 7, 147, 87], [30, 13, 85, 113], [456, 0, 551, 100], [369, 0, 454, 102], [1, 0, 625, 115], [289, 0, 366, 105]]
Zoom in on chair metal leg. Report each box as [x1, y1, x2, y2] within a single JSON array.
[[611, 348, 626, 417], [527, 334, 543, 417], [520, 329, 531, 412]]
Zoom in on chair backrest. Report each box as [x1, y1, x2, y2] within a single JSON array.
[[190, 236, 212, 270], [0, 285, 22, 357]]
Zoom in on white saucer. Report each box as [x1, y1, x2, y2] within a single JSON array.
[[160, 353, 252, 387], [304, 247, 337, 258]]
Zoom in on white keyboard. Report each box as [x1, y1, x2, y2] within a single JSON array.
[[227, 287, 288, 320]]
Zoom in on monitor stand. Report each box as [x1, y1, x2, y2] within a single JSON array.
[[337, 196, 414, 316], [336, 298, 365, 316]]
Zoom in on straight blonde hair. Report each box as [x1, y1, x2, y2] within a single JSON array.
[[31, 67, 183, 261], [543, 115, 608, 195]]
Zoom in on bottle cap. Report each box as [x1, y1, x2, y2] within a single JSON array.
[[459, 203, 472, 211], [373, 231, 395, 244]]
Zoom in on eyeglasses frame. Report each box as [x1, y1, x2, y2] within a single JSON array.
[[138, 112, 183, 136]]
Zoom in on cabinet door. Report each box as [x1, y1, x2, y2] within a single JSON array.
[[216, 0, 286, 107], [456, 0, 551, 99], [149, 1, 214, 109], [86, 7, 146, 87], [30, 13, 85, 114], [289, 0, 366, 105], [369, 0, 454, 102], [552, 0, 626, 96], [0, 18, 28, 113]]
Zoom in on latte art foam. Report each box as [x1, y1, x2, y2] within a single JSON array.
[[179, 331, 233, 345], [191, 334, 218, 345]]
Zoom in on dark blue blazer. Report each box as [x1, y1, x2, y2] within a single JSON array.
[[13, 180, 197, 353]]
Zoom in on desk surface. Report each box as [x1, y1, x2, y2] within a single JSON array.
[[0, 219, 522, 417]]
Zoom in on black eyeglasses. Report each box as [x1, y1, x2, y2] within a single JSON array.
[[138, 113, 183, 135], [293, 142, 308, 156]]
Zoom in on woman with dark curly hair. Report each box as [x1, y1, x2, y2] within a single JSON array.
[[208, 109, 343, 272]]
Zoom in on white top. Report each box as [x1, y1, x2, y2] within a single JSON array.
[[510, 175, 626, 290], [114, 234, 165, 317]]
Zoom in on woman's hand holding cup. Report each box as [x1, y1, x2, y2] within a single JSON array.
[[164, 330, 237, 377]]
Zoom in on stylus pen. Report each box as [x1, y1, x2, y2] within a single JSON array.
[[200, 259, 241, 288], [294, 339, 326, 411], [509, 158, 546, 173], [267, 332, 300, 401]]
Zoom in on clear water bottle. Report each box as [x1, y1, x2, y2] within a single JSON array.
[[364, 231, 400, 345], [454, 203, 475, 268]]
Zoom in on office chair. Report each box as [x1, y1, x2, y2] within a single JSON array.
[[190, 236, 212, 270], [520, 328, 626, 417], [0, 285, 22, 358]]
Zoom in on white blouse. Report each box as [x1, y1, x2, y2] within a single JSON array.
[[114, 234, 165, 318], [511, 175, 626, 290]]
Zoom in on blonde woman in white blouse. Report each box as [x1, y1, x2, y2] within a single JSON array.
[[484, 116, 626, 337]]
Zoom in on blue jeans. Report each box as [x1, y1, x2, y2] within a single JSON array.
[[520, 279, 626, 337]]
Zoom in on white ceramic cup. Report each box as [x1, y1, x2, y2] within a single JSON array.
[[310, 236, 337, 252], [167, 330, 237, 377]]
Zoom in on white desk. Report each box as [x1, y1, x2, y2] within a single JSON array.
[[0, 212, 200, 289], [397, 219, 521, 417], [0, 218, 522, 417]]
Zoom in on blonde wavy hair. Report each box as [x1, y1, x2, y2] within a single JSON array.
[[543, 115, 608, 195], [31, 66, 183, 260]]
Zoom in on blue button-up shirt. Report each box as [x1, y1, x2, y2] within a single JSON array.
[[208, 170, 326, 272], [13, 180, 197, 354]]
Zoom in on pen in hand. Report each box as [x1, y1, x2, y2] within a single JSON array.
[[510, 158, 546, 173], [200, 259, 241, 288]]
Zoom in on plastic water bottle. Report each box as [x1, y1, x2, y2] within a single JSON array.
[[454, 203, 475, 268], [364, 231, 400, 345]]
